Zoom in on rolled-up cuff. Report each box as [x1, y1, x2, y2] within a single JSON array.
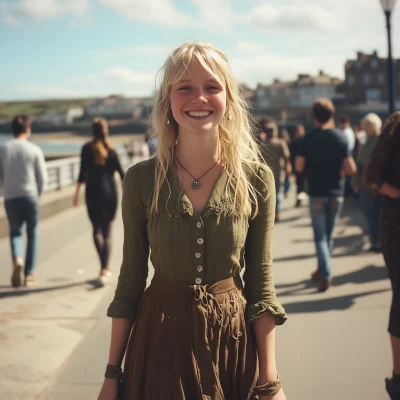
[[107, 298, 138, 319], [246, 302, 287, 325]]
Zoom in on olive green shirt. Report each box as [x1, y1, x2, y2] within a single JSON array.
[[107, 158, 287, 325]]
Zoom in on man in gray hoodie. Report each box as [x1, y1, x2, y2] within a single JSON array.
[[0, 115, 48, 287]]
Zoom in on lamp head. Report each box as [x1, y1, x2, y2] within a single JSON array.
[[380, 0, 397, 12]]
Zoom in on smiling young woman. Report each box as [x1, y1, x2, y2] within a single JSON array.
[[98, 42, 287, 400]]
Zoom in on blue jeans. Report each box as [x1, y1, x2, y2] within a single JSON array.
[[309, 196, 344, 279], [359, 189, 380, 245], [5, 196, 40, 276], [276, 191, 282, 213]]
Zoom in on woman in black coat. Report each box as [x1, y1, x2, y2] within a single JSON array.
[[364, 112, 400, 400], [73, 117, 124, 285]]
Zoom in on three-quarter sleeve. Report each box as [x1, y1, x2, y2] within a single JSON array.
[[243, 165, 287, 325], [107, 164, 150, 319], [77, 144, 90, 183]]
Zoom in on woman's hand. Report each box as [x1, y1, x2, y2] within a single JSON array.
[[259, 388, 287, 400], [97, 378, 119, 400], [73, 193, 79, 208], [380, 182, 400, 199], [73, 183, 82, 208]]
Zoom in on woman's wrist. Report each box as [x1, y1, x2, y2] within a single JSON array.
[[258, 365, 278, 384]]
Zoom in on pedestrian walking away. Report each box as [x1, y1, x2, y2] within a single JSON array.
[[98, 42, 287, 400], [73, 117, 125, 287], [295, 99, 356, 292], [0, 115, 48, 288], [281, 129, 292, 199], [364, 111, 400, 400], [258, 118, 292, 223], [352, 113, 382, 252], [290, 124, 306, 208]]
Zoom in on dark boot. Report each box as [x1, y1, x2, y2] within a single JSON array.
[[311, 269, 320, 281], [386, 377, 400, 400], [318, 279, 332, 293]]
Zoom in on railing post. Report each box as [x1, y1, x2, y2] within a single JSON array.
[[57, 166, 62, 190]]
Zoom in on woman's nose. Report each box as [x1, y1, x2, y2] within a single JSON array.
[[190, 89, 207, 103]]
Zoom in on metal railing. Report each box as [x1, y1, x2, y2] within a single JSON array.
[[0, 149, 145, 202]]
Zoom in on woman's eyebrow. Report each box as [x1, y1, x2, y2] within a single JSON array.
[[176, 78, 221, 84], [206, 79, 221, 84]]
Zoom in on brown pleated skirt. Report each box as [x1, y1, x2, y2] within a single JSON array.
[[120, 274, 258, 400]]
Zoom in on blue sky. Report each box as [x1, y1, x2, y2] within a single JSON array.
[[1, 0, 400, 101]]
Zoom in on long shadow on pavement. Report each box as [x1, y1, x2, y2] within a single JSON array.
[[0, 279, 104, 299], [275, 247, 380, 263], [276, 264, 389, 297], [282, 288, 389, 314]]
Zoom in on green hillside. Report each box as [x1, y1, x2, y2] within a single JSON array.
[[0, 98, 94, 119]]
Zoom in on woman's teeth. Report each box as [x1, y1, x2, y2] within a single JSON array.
[[187, 111, 212, 117]]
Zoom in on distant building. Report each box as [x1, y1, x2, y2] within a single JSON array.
[[239, 84, 255, 102], [35, 107, 84, 125], [339, 50, 400, 105], [255, 71, 342, 112], [85, 95, 138, 119], [133, 96, 155, 119]]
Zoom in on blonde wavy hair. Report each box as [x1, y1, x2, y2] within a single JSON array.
[[150, 42, 264, 217]]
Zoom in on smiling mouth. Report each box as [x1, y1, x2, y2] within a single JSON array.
[[185, 111, 213, 118]]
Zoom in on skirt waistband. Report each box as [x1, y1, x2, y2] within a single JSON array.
[[150, 273, 243, 296]]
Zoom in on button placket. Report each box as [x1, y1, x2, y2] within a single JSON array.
[[192, 217, 205, 285]]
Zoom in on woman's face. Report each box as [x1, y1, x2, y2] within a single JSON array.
[[170, 59, 227, 137], [364, 123, 377, 136]]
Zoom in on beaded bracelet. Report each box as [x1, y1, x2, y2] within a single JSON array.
[[104, 364, 123, 380], [253, 374, 282, 397]]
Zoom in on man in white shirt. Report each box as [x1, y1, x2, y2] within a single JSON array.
[[339, 116, 356, 197], [0, 115, 48, 287], [339, 116, 355, 153]]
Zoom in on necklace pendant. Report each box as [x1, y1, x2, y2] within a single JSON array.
[[193, 180, 200, 189]]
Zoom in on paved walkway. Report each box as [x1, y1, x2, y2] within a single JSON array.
[[0, 203, 124, 400], [0, 191, 393, 399]]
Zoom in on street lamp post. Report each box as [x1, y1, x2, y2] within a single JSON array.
[[380, 0, 398, 114]]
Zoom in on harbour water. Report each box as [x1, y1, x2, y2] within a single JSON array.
[[0, 134, 82, 156]]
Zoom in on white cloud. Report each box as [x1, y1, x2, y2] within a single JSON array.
[[231, 52, 345, 89], [98, 0, 195, 28], [14, 85, 87, 99], [191, 0, 233, 32], [0, 0, 90, 23], [6, 66, 157, 100], [229, 40, 346, 88], [102, 67, 154, 84], [246, 3, 340, 32], [69, 66, 155, 89], [229, 0, 400, 87], [236, 40, 270, 54]]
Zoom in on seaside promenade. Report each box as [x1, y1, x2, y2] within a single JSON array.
[[0, 187, 392, 400]]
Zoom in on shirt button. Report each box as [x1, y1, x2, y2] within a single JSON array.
[[197, 265, 203, 272], [195, 278, 202, 284], [195, 253, 201, 259], [197, 238, 204, 245], [196, 222, 202, 228]]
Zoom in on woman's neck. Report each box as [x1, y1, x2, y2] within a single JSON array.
[[174, 130, 220, 175]]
